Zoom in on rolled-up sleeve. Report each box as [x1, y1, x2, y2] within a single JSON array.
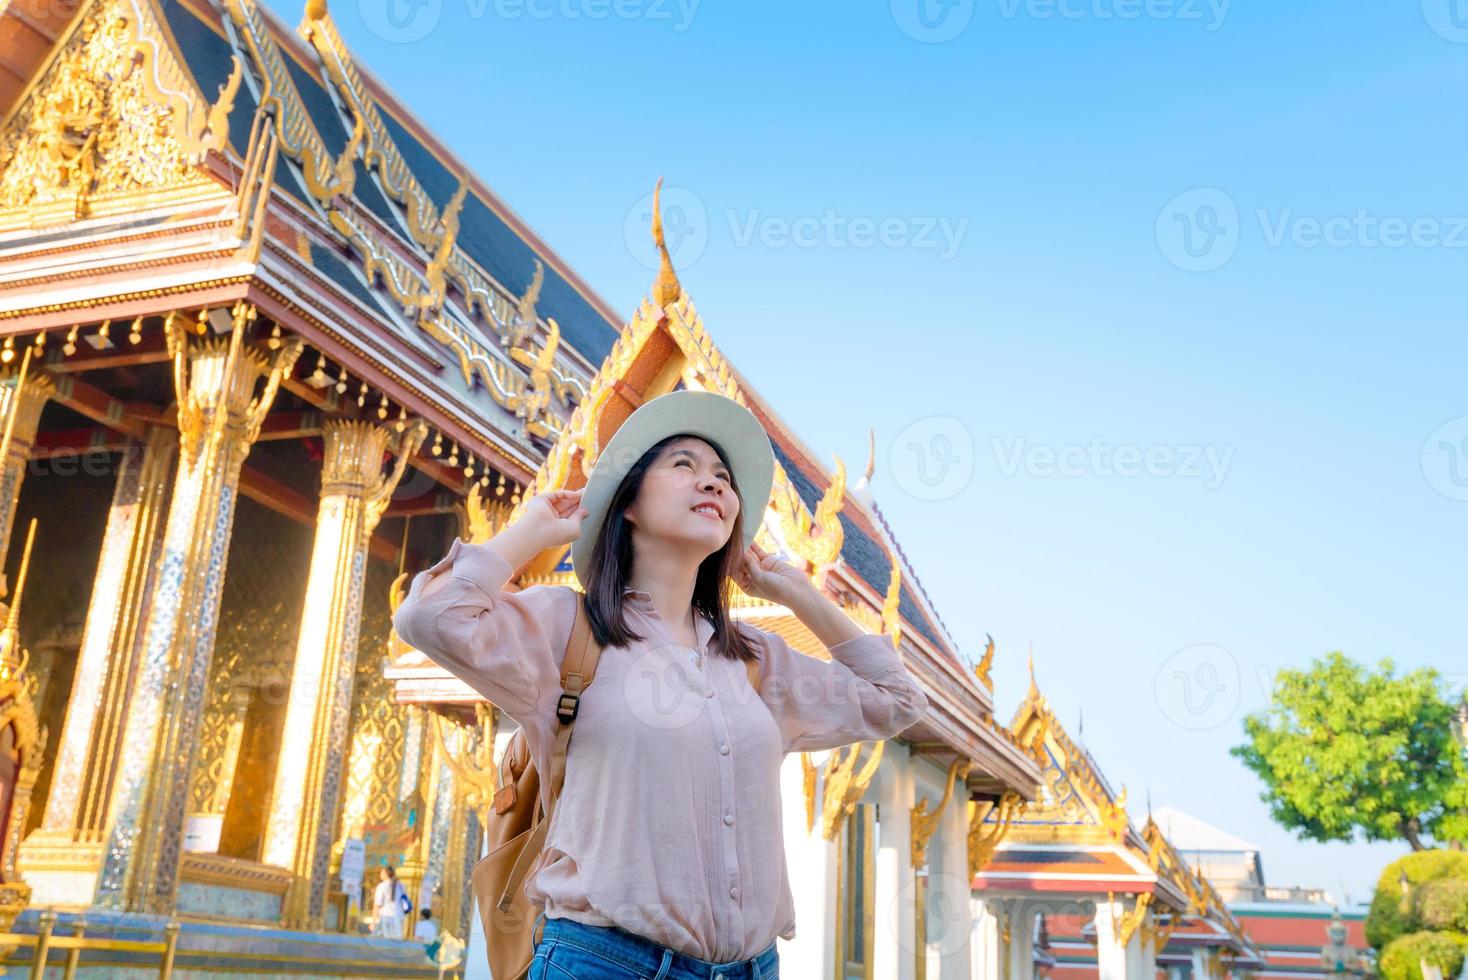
[[746, 624, 929, 754], [391, 536, 574, 722]]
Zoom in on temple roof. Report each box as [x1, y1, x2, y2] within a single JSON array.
[[1148, 806, 1260, 855], [156, 0, 623, 366]]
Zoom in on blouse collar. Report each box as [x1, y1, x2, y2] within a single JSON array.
[[621, 586, 717, 649]]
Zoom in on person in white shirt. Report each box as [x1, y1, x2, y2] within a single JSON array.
[[414, 908, 438, 945], [371, 866, 407, 939]]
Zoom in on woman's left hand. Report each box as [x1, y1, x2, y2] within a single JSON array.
[[737, 543, 810, 607]]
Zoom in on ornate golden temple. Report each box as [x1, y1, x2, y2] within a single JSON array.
[[0, 0, 1271, 974]]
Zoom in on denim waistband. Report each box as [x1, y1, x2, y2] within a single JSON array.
[[537, 913, 778, 979]]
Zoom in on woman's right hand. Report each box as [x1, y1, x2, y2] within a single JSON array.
[[517, 488, 589, 549]]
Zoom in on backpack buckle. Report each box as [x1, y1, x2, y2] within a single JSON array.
[[556, 692, 580, 724]]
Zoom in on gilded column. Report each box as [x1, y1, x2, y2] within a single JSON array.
[[262, 417, 425, 929], [20, 426, 175, 905], [94, 305, 301, 913], [0, 367, 55, 565]]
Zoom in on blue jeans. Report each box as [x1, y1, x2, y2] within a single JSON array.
[[529, 911, 779, 980]]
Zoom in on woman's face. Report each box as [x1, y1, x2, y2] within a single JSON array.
[[379, 868, 389, 882], [624, 436, 740, 560]]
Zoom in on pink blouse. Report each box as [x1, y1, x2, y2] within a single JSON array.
[[391, 536, 929, 962]]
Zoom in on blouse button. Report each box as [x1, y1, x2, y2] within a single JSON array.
[[723, 813, 733, 826], [729, 886, 739, 899], [704, 688, 715, 699], [719, 743, 729, 755]]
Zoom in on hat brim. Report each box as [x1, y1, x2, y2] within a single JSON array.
[[570, 390, 775, 588]]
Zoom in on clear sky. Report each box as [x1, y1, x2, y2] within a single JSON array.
[[299, 0, 1468, 905]]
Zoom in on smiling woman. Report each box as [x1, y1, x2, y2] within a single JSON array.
[[391, 388, 928, 978]]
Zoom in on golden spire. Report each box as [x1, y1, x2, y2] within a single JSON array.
[[651, 177, 683, 308], [863, 428, 875, 484], [1026, 642, 1040, 702]]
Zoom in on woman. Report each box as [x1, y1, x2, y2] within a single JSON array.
[[372, 865, 408, 939], [393, 390, 928, 980]]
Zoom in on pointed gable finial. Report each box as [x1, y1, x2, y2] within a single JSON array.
[[1026, 641, 1038, 699], [651, 177, 683, 308], [864, 428, 875, 484]]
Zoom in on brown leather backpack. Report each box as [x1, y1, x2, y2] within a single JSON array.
[[470, 598, 761, 980]]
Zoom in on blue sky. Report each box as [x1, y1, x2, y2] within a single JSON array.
[[303, 0, 1468, 903]]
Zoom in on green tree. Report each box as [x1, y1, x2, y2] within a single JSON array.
[[1231, 652, 1464, 850]]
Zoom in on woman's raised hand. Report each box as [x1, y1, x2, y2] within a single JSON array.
[[736, 542, 810, 607], [518, 488, 589, 549]]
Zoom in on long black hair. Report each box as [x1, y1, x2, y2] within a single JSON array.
[[580, 433, 759, 664]]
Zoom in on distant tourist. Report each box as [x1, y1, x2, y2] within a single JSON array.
[[371, 866, 409, 938]]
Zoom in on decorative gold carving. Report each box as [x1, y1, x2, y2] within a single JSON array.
[[0, 518, 48, 941], [767, 454, 845, 568], [800, 753, 818, 834], [511, 261, 545, 349], [974, 633, 995, 690], [0, 347, 55, 566], [1005, 661, 1131, 845], [292, 3, 582, 426], [507, 317, 566, 438], [166, 303, 303, 471], [418, 177, 470, 321], [651, 178, 682, 308], [820, 740, 883, 842], [881, 561, 902, 651], [0, 0, 230, 221], [429, 704, 497, 828], [967, 791, 1025, 877], [1141, 816, 1254, 959], [911, 758, 969, 869], [1109, 890, 1153, 947]]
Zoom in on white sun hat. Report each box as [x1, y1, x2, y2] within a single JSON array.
[[570, 389, 775, 588]]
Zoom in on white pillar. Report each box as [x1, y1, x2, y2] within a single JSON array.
[[1004, 901, 1034, 979], [933, 789, 975, 980], [875, 751, 909, 980], [1094, 896, 1139, 980], [970, 897, 1002, 980], [781, 751, 835, 980]]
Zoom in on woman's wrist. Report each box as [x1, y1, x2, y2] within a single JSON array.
[[486, 519, 556, 571]]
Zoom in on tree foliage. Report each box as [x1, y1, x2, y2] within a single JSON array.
[[1231, 652, 1464, 850]]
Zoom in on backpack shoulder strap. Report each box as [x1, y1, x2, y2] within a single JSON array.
[[496, 596, 602, 913], [547, 596, 601, 801]]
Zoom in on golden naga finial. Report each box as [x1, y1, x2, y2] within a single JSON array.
[[974, 632, 995, 690], [651, 177, 683, 308], [863, 428, 876, 484]]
